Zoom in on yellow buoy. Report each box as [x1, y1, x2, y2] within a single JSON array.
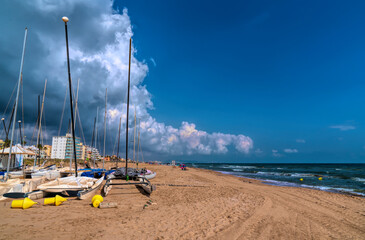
[[11, 197, 38, 209], [44, 195, 67, 206], [91, 195, 103, 208], [318, 177, 323, 181], [300, 178, 303, 181]]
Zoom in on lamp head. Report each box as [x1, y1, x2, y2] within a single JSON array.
[[62, 16, 69, 23], [1, 118, 4, 121], [18, 120, 21, 123]]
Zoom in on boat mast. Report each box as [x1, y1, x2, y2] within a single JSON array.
[[94, 107, 99, 168], [136, 119, 140, 169], [18, 120, 22, 146], [62, 16, 78, 176], [35, 79, 47, 167], [125, 38, 132, 180], [91, 116, 96, 167], [6, 28, 28, 179], [133, 105, 136, 165], [103, 88, 107, 170]]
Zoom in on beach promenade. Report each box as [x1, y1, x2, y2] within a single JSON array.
[[0, 163, 364, 239]]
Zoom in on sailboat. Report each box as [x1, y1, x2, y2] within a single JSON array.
[[102, 38, 155, 196], [36, 17, 104, 200]]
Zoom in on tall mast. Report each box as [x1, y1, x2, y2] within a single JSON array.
[[94, 107, 99, 168], [91, 116, 96, 168], [136, 119, 140, 169], [35, 79, 47, 167], [133, 105, 136, 164], [103, 88, 107, 170], [63, 16, 78, 176], [125, 38, 132, 180], [6, 28, 28, 178]]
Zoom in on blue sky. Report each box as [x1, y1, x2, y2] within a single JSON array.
[[1, 0, 365, 163], [113, 0, 365, 163]]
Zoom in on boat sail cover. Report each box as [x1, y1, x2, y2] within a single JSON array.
[[37, 176, 98, 191]]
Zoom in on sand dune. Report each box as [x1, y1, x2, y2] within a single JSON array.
[[0, 164, 364, 239]]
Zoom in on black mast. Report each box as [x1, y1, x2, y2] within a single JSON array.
[[63, 16, 78, 176], [7, 103, 16, 138], [1, 118, 7, 139], [125, 38, 132, 180]]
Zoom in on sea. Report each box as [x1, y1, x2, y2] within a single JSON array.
[[186, 163, 365, 197]]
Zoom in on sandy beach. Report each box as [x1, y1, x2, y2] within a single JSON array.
[[0, 163, 364, 240]]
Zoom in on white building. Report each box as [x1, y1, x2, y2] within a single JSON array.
[[51, 134, 83, 160], [51, 136, 67, 159]]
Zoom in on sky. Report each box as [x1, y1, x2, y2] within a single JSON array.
[[0, 0, 365, 163]]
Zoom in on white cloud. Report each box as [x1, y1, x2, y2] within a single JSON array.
[[284, 148, 298, 153], [329, 125, 355, 131], [254, 148, 263, 155], [272, 149, 282, 157], [0, 0, 253, 157], [150, 58, 156, 67]]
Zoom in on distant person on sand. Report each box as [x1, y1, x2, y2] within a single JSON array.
[[84, 161, 90, 169]]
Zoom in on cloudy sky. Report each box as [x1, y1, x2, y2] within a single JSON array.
[[1, 0, 365, 163]]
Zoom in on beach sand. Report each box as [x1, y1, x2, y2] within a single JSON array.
[[0, 163, 364, 239]]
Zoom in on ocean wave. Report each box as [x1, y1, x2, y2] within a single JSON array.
[[222, 165, 256, 169], [263, 180, 365, 196], [353, 177, 365, 183], [290, 173, 315, 178]]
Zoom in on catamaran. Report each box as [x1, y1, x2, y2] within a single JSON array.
[[103, 38, 155, 196]]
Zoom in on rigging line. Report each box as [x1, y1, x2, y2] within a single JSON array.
[[30, 114, 39, 146], [73, 78, 80, 133], [76, 105, 86, 145], [42, 105, 47, 145], [116, 85, 129, 156], [140, 139, 144, 163], [1, 82, 17, 118], [107, 114, 114, 156], [77, 111, 85, 145], [21, 75, 24, 144], [35, 79, 47, 166], [112, 124, 118, 155], [58, 88, 67, 136]]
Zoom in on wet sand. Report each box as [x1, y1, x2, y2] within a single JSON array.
[[0, 163, 364, 239]]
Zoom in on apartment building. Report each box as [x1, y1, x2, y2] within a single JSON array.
[[51, 134, 83, 160]]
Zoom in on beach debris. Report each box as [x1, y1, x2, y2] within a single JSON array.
[[318, 177, 323, 181], [300, 178, 303, 181], [44, 195, 67, 206], [99, 202, 117, 209], [91, 195, 103, 208], [11, 197, 38, 209], [143, 204, 148, 209]]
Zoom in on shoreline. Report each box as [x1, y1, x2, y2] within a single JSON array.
[[1, 163, 364, 239], [187, 163, 365, 198]]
